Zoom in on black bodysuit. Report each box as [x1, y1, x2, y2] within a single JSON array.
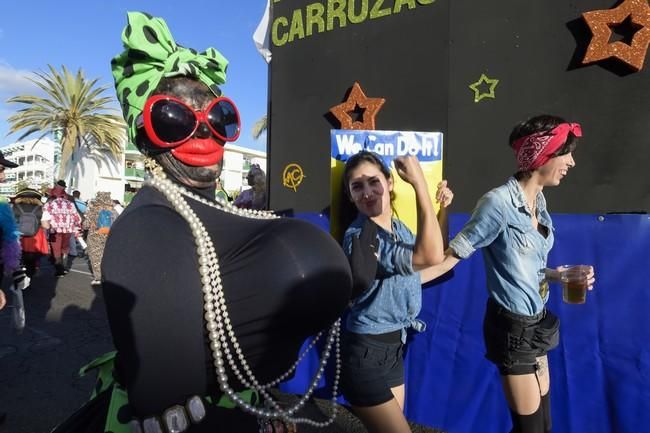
[[102, 185, 352, 431]]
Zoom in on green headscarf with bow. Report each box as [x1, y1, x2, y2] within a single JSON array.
[[111, 11, 229, 143]]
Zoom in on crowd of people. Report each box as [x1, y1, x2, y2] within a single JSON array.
[[0, 174, 124, 306], [0, 11, 598, 433]]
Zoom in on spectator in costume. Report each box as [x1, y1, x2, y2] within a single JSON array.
[[12, 188, 49, 278], [43, 183, 81, 276], [234, 164, 266, 210], [50, 12, 352, 433], [72, 190, 87, 215], [82, 191, 116, 285]]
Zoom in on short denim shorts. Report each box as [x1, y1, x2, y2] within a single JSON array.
[[340, 330, 404, 407]]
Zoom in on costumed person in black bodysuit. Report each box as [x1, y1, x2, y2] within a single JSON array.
[[50, 12, 352, 433]]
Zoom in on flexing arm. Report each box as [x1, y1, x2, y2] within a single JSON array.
[[393, 156, 443, 270], [435, 180, 454, 249], [419, 190, 504, 285]]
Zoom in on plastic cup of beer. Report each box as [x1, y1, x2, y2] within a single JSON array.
[[560, 265, 590, 304]]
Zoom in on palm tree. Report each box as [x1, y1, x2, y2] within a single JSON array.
[[252, 114, 267, 140], [6, 65, 126, 179]]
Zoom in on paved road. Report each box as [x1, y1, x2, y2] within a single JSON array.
[[0, 256, 113, 433], [0, 257, 444, 433]]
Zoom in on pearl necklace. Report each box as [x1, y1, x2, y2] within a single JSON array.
[[147, 173, 341, 428]]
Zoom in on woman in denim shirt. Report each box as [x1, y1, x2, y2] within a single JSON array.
[[422, 115, 595, 433], [340, 151, 453, 433]]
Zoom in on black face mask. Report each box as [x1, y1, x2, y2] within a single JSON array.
[[154, 152, 221, 190]]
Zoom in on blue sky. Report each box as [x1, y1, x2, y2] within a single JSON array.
[[0, 0, 269, 151]]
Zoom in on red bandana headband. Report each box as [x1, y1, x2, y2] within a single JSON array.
[[513, 123, 582, 171]]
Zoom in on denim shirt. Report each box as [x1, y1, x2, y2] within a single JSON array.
[[343, 214, 425, 342], [449, 177, 555, 316]]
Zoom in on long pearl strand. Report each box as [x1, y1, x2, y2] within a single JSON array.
[[147, 173, 342, 427]]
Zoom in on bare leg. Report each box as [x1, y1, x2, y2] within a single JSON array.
[[536, 356, 552, 432], [390, 384, 406, 411], [501, 373, 541, 415], [501, 357, 550, 432], [352, 398, 412, 433]]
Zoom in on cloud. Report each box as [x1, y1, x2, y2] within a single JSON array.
[[0, 104, 22, 143], [0, 62, 38, 96], [0, 62, 43, 145]]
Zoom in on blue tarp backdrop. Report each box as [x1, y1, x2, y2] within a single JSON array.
[[283, 213, 650, 433]]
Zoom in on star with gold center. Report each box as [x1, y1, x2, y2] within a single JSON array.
[[582, 0, 650, 72], [468, 73, 499, 103], [329, 82, 385, 130]]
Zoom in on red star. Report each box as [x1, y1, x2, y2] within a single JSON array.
[[329, 82, 385, 130], [582, 0, 650, 71]]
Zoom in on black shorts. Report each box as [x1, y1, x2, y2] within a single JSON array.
[[340, 330, 404, 407], [483, 298, 560, 376]]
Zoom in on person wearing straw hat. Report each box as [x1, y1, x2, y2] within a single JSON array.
[[12, 188, 49, 278]]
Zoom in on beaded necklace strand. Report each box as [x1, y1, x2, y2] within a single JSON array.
[[147, 171, 341, 428]]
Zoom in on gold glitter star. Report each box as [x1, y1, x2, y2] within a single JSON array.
[[468, 74, 499, 103], [582, 0, 650, 72], [329, 82, 385, 130]]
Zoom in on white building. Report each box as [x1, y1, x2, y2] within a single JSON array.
[[0, 138, 57, 197], [1, 138, 266, 202], [222, 143, 267, 194], [123, 141, 145, 194], [70, 141, 266, 200], [61, 139, 127, 203]]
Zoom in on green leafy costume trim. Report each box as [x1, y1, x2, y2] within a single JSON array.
[[111, 11, 229, 143], [79, 352, 259, 432]]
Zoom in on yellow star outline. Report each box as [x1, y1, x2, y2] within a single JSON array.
[[468, 73, 499, 103]]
